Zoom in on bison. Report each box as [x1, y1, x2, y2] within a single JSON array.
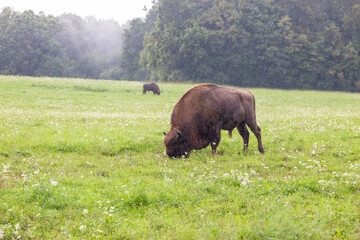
[[143, 83, 160, 95], [163, 83, 264, 158]]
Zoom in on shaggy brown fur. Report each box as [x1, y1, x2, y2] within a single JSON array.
[[143, 83, 160, 95], [163, 83, 264, 158]]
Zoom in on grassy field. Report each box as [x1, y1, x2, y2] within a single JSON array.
[[0, 75, 360, 239]]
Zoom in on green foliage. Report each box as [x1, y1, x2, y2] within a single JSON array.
[[2, 1, 360, 92], [120, 7, 158, 81], [0, 8, 124, 79], [141, 0, 360, 92], [1, 76, 360, 238]]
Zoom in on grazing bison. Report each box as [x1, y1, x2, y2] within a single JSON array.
[[163, 83, 264, 158], [143, 83, 160, 95]]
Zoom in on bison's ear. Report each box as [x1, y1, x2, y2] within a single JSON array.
[[163, 132, 167, 136]]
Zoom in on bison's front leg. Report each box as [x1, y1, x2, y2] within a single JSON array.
[[211, 141, 218, 155], [210, 126, 222, 155]]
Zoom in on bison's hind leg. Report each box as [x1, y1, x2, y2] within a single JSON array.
[[245, 120, 265, 153], [237, 122, 249, 151]]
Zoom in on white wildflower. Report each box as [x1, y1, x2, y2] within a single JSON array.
[[79, 225, 86, 231], [241, 180, 248, 187], [82, 209, 89, 215], [2, 164, 10, 173], [50, 180, 58, 186]]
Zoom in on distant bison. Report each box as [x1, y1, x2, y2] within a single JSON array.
[[143, 83, 160, 95], [163, 83, 264, 158]]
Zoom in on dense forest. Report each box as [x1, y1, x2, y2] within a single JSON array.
[[0, 7, 124, 79], [2, 0, 360, 92]]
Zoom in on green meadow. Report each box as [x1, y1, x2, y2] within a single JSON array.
[[1, 76, 360, 239]]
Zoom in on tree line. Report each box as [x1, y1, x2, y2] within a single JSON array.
[[0, 7, 124, 79], [2, 1, 360, 92], [124, 0, 360, 92]]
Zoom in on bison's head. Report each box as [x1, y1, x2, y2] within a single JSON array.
[[163, 129, 188, 158]]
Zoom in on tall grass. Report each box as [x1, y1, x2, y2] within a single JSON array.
[[1, 76, 359, 239]]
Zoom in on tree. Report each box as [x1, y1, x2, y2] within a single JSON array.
[[141, 0, 360, 91], [120, 4, 158, 80], [0, 8, 125, 79]]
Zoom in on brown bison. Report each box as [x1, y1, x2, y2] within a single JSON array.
[[163, 83, 264, 158], [143, 83, 160, 95]]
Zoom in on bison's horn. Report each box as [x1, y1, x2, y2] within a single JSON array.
[[163, 132, 167, 135], [175, 129, 181, 137]]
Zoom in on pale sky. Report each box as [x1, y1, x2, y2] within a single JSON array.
[[0, 0, 154, 25]]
